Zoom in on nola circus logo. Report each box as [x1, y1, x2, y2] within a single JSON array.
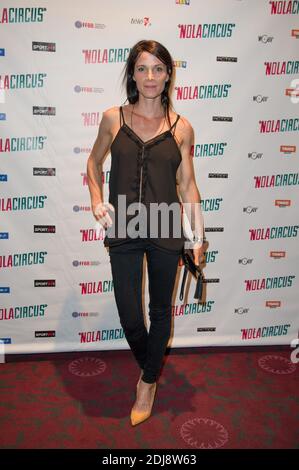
[[178, 23, 235, 39], [259, 118, 299, 133], [82, 48, 130, 64], [264, 60, 299, 75], [0, 7, 46, 23], [241, 324, 291, 340], [0, 252, 47, 269], [244, 276, 295, 292], [269, 1, 299, 14], [175, 84, 231, 100], [249, 224, 299, 240], [253, 172, 299, 188], [0, 73, 47, 89], [130, 17, 151, 26], [0, 304, 47, 320], [0, 136, 46, 152], [0, 195, 47, 211]]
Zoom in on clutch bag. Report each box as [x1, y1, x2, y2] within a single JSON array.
[[179, 248, 204, 301]]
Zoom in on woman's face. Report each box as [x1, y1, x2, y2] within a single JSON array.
[[133, 51, 169, 101]]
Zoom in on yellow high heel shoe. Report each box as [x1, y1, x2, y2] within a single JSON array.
[[130, 381, 157, 426]]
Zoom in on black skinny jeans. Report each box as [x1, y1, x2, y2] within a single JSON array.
[[108, 237, 181, 384]]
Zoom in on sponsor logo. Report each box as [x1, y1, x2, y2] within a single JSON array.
[[0, 48, 5, 56], [0, 113, 6, 120], [216, 56, 237, 62], [72, 311, 99, 318], [32, 41, 55, 52], [265, 301, 281, 308], [74, 85, 104, 94], [75, 20, 105, 29], [280, 145, 296, 154], [176, 0, 190, 4], [239, 258, 253, 265], [275, 199, 291, 207], [130, 17, 151, 26], [74, 147, 92, 154], [197, 327, 216, 332], [33, 167, 56, 176], [235, 307, 249, 315], [173, 60, 187, 68], [208, 173, 228, 179], [34, 280, 55, 287], [0, 287, 10, 294], [33, 106, 55, 115], [72, 260, 101, 267], [243, 206, 258, 214], [0, 232, 9, 239], [73, 205, 91, 212], [258, 35, 274, 43], [270, 251, 286, 259], [253, 95, 268, 103], [0, 338, 11, 344], [34, 225, 56, 233], [35, 330, 55, 338], [212, 116, 233, 122]]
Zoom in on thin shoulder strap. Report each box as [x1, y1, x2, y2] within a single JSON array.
[[170, 114, 180, 135], [119, 106, 125, 126]]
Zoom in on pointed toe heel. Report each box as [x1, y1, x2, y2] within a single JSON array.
[[130, 383, 157, 426]]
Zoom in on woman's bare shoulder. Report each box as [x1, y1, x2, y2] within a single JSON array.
[[174, 113, 194, 142]]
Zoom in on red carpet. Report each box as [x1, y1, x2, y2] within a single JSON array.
[[0, 346, 298, 449]]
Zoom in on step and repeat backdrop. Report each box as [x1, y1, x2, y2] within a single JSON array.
[[1, 0, 299, 355]]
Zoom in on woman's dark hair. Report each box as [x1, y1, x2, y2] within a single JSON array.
[[122, 39, 174, 126]]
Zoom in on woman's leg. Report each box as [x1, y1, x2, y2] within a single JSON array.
[[142, 243, 180, 384], [109, 240, 148, 370]]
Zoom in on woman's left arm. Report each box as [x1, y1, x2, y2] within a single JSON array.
[[176, 118, 205, 265]]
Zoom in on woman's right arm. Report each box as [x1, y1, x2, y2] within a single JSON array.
[[86, 109, 115, 222]]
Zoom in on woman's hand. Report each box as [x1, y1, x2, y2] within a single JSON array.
[[92, 202, 115, 229], [192, 242, 205, 266]]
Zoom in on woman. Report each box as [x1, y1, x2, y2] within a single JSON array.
[[87, 40, 205, 426]]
